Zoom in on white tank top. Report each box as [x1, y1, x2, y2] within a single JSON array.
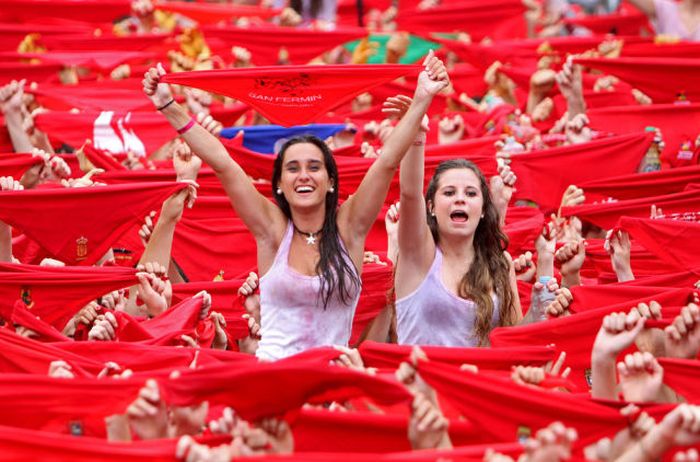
[[396, 247, 500, 347], [256, 221, 360, 361]]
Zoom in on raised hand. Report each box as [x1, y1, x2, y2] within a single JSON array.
[[142, 63, 174, 109], [139, 211, 157, 246], [127, 379, 169, 440], [545, 287, 573, 318], [630, 301, 665, 357], [88, 311, 119, 341], [408, 392, 452, 450], [238, 272, 260, 323], [0, 79, 25, 113], [414, 50, 450, 101], [385, 201, 400, 264], [0, 176, 23, 191], [605, 230, 634, 282], [521, 422, 577, 462], [593, 310, 646, 359], [555, 240, 585, 288], [172, 139, 202, 182], [48, 360, 75, 379], [513, 251, 536, 282], [438, 114, 464, 145], [136, 271, 169, 317], [617, 352, 664, 403], [664, 303, 700, 359], [210, 311, 228, 350]]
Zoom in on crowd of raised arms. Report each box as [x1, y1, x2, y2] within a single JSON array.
[[1, 0, 700, 460]]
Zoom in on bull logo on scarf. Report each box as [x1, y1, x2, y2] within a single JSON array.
[[253, 73, 313, 97], [20, 287, 34, 309], [76, 236, 88, 261]]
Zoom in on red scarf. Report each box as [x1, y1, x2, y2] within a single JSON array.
[[579, 165, 700, 202], [658, 358, 700, 404], [619, 216, 700, 271], [155, 0, 280, 24], [0, 0, 130, 24], [161, 65, 419, 127], [0, 153, 43, 179]]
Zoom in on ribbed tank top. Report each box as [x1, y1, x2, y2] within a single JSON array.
[[396, 247, 499, 347], [256, 221, 360, 361]]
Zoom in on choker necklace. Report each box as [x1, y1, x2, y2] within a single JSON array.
[[293, 224, 322, 245]]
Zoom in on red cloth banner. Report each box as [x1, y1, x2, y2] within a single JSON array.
[[155, 1, 281, 24], [619, 216, 700, 271], [578, 165, 700, 202]]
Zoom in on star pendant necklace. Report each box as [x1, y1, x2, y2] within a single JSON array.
[[293, 223, 322, 245]]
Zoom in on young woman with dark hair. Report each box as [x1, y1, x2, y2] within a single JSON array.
[[385, 96, 522, 346], [142, 52, 449, 359]]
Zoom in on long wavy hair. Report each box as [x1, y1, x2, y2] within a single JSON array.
[[425, 159, 517, 345], [272, 135, 361, 309]]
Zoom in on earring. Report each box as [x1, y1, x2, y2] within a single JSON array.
[[431, 212, 436, 217], [329, 187, 335, 193], [481, 214, 484, 218], [276, 188, 282, 195]]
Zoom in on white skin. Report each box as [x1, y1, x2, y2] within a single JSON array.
[[627, 0, 700, 35], [142, 52, 448, 279]]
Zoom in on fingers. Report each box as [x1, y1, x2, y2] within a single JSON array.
[[238, 272, 259, 297], [0, 176, 24, 191]]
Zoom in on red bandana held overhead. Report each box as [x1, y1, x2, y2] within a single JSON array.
[[618, 217, 700, 271], [160, 361, 412, 421], [202, 25, 367, 66], [562, 10, 650, 35], [0, 62, 62, 86], [561, 187, 700, 229], [39, 33, 169, 52], [35, 110, 178, 156], [578, 165, 700, 203], [0, 182, 187, 265], [587, 104, 700, 168], [161, 65, 420, 127], [0, 0, 131, 23], [29, 83, 156, 112], [154, 0, 281, 23], [574, 57, 700, 103], [0, 265, 138, 330], [0, 153, 43, 179], [0, 51, 156, 72], [396, 0, 526, 40], [510, 132, 653, 212], [4, 300, 70, 343], [416, 360, 626, 444]]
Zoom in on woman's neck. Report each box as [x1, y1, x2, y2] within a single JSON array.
[[438, 233, 476, 267], [290, 205, 326, 233]]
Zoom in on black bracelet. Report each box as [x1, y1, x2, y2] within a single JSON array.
[[157, 98, 175, 111]]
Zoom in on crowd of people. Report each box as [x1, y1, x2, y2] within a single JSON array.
[[1, 0, 700, 460]]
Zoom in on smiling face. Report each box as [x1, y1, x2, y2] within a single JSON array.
[[277, 142, 334, 210], [429, 168, 485, 239]]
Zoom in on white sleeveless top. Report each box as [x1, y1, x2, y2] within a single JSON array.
[[396, 247, 500, 347], [256, 222, 360, 361]]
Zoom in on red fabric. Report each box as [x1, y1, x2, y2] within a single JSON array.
[[417, 360, 625, 444], [658, 358, 700, 404], [140, 296, 204, 339], [161, 65, 419, 127], [155, 1, 280, 24], [619, 216, 700, 271], [359, 341, 556, 369], [202, 25, 367, 66], [397, 0, 526, 40], [574, 57, 700, 103], [0, 264, 137, 329], [0, 62, 62, 86], [568, 284, 693, 313], [0, 182, 186, 265], [0, 153, 43, 179], [510, 132, 653, 211], [83, 145, 127, 171], [561, 187, 700, 229], [5, 300, 71, 343], [35, 110, 177, 155], [293, 407, 485, 453], [39, 33, 169, 52], [350, 263, 393, 345], [160, 360, 412, 421], [0, 51, 155, 72], [0, 23, 93, 51], [0, 328, 99, 376], [0, 373, 143, 435], [563, 10, 650, 35], [587, 104, 700, 168], [622, 41, 700, 58], [30, 83, 155, 112], [578, 165, 700, 202], [0, 0, 130, 23]]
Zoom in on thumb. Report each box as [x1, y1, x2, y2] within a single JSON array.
[[156, 62, 166, 77], [421, 49, 435, 67]]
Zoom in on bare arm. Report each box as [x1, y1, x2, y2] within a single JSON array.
[[143, 65, 285, 242], [0, 80, 34, 153], [339, 51, 449, 244], [627, 0, 656, 19]]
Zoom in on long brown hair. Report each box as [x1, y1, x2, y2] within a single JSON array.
[[425, 159, 518, 345]]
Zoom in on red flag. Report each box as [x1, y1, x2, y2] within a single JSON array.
[[574, 57, 700, 103], [0, 182, 187, 265], [161, 64, 419, 127], [202, 25, 367, 66]]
